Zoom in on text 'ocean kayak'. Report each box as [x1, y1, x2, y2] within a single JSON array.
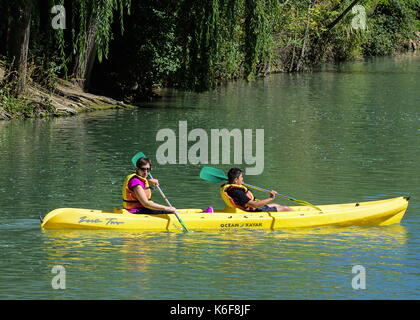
[[40, 197, 410, 231]]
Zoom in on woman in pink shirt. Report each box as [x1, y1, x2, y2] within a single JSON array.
[[122, 157, 177, 214]]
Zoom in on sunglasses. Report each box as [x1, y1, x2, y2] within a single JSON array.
[[139, 167, 152, 172]]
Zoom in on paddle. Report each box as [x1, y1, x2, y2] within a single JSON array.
[[199, 166, 322, 211], [131, 152, 190, 232]]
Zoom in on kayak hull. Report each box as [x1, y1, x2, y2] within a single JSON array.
[[40, 197, 409, 231]]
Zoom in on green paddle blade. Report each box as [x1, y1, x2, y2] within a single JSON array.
[[201, 166, 322, 212], [199, 166, 228, 183], [131, 152, 146, 167]]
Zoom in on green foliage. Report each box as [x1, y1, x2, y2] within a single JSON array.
[[1, 0, 418, 107], [0, 73, 55, 117], [29, 57, 61, 92], [0, 94, 32, 116], [328, 27, 365, 61], [71, 0, 131, 71], [244, 0, 277, 80], [363, 0, 419, 55], [163, 0, 279, 89], [89, 1, 183, 101], [90, 0, 420, 98], [92, 0, 131, 63]]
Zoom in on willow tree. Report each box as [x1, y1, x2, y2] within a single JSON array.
[[175, 0, 279, 90], [0, 0, 131, 97], [176, 0, 224, 90], [244, 0, 278, 80], [70, 0, 131, 91]]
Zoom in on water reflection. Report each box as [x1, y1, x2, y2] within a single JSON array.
[[40, 224, 409, 298]]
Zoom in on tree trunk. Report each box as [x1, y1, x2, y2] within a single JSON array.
[[0, 3, 12, 57], [64, 0, 75, 73], [7, 0, 32, 96], [73, 16, 98, 91], [296, 0, 313, 72]]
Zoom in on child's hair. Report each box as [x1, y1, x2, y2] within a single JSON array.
[[227, 168, 243, 183]]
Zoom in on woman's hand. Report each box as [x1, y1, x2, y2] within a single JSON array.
[[269, 190, 277, 199], [165, 206, 177, 213], [148, 179, 159, 187]]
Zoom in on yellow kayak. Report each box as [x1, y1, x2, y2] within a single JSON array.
[[40, 196, 409, 231]]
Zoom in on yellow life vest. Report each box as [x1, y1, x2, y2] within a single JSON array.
[[220, 184, 255, 211], [122, 174, 151, 209]]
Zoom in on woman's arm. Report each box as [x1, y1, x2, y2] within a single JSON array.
[[246, 191, 277, 209], [133, 185, 176, 212]]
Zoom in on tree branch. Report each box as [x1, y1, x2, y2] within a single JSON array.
[[327, 0, 361, 31]]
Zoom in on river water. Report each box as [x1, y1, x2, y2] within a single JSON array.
[[0, 53, 419, 299]]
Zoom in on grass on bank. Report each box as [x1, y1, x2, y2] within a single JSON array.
[[0, 59, 133, 120]]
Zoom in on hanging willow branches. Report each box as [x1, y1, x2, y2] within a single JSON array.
[[1, 0, 417, 105], [175, 0, 222, 90], [244, 0, 279, 80], [175, 0, 280, 90], [71, 0, 131, 90], [90, 0, 419, 96]]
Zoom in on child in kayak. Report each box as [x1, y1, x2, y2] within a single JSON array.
[[220, 168, 293, 212], [122, 157, 177, 214]]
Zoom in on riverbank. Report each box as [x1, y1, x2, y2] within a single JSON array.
[[0, 66, 134, 121], [1, 45, 419, 122]]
